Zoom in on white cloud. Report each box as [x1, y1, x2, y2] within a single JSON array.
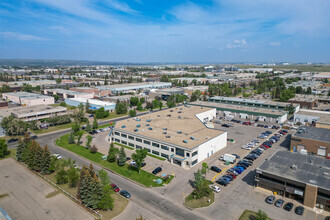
[[104, 0, 137, 14], [226, 39, 247, 49], [0, 31, 44, 41], [269, 42, 281, 47]]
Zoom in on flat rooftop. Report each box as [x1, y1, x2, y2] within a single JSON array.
[[67, 97, 115, 106], [190, 101, 288, 116], [292, 126, 330, 143], [296, 109, 330, 125], [45, 89, 91, 96], [2, 92, 51, 99], [289, 95, 317, 102], [257, 150, 330, 191], [96, 82, 171, 90], [115, 105, 225, 150], [13, 106, 67, 117]]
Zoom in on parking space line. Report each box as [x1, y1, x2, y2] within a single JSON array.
[[212, 167, 228, 182]]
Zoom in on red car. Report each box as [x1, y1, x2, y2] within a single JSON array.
[[228, 173, 236, 179], [261, 145, 270, 149], [110, 183, 120, 192]]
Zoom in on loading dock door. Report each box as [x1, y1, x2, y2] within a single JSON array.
[[317, 146, 326, 156]]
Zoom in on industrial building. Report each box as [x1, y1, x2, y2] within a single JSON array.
[[96, 82, 172, 95], [69, 87, 109, 98], [208, 96, 300, 113], [2, 92, 54, 106], [294, 109, 330, 129], [148, 88, 185, 100], [290, 126, 330, 158], [44, 89, 94, 99], [112, 105, 227, 168], [189, 101, 288, 123], [255, 150, 330, 211], [288, 95, 318, 109], [65, 97, 116, 111], [8, 80, 56, 87]]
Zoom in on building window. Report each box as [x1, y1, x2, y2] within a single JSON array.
[[192, 159, 198, 165], [136, 145, 142, 149], [136, 138, 142, 142], [115, 138, 120, 143], [171, 148, 174, 152], [161, 145, 169, 150], [121, 133, 127, 138], [128, 136, 134, 140], [144, 148, 150, 152], [152, 150, 159, 155], [186, 152, 190, 157], [192, 151, 198, 157], [152, 143, 159, 148], [144, 140, 150, 145], [128, 143, 134, 148], [121, 141, 127, 145], [114, 132, 120, 136], [176, 148, 184, 157], [161, 153, 169, 159]]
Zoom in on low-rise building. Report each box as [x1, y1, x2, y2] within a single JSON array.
[[65, 97, 116, 111], [0, 101, 8, 109], [293, 109, 330, 128], [288, 95, 318, 109], [96, 82, 172, 95], [44, 89, 94, 99], [2, 92, 54, 106], [256, 150, 330, 211], [112, 105, 227, 168], [290, 126, 330, 158]]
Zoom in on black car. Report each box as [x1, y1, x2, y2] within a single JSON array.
[[120, 190, 131, 198], [283, 202, 294, 211], [237, 161, 250, 167], [295, 206, 304, 215], [152, 167, 162, 175], [237, 163, 248, 169], [244, 156, 255, 161], [242, 159, 253, 165], [31, 135, 38, 140], [210, 166, 222, 173], [7, 138, 18, 143], [216, 179, 228, 186], [232, 154, 240, 159]]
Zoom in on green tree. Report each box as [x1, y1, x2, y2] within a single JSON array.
[[130, 97, 139, 106], [285, 103, 295, 115], [256, 210, 268, 220], [56, 78, 62, 84], [68, 132, 75, 144], [131, 149, 147, 173], [86, 135, 93, 149], [201, 162, 209, 178], [0, 84, 11, 93], [60, 101, 66, 107], [193, 169, 211, 199], [53, 94, 60, 102], [90, 145, 98, 153], [136, 101, 143, 111], [152, 99, 159, 109], [107, 143, 118, 162], [306, 86, 312, 94], [93, 116, 98, 129], [41, 145, 51, 174], [159, 101, 163, 110], [0, 139, 9, 158], [16, 139, 26, 161], [85, 100, 91, 112], [85, 120, 92, 132], [68, 167, 79, 187], [129, 109, 136, 117], [98, 184, 114, 210], [56, 169, 68, 184], [77, 130, 84, 145], [117, 147, 126, 166], [98, 169, 110, 186], [71, 122, 80, 134]]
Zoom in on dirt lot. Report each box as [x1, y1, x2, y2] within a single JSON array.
[[0, 158, 95, 220]]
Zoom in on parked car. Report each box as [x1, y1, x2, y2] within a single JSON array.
[[295, 206, 304, 215], [120, 190, 131, 198], [266, 195, 275, 204], [283, 202, 294, 211], [52, 154, 62, 159], [210, 166, 222, 173], [7, 138, 18, 143], [110, 183, 120, 192], [31, 135, 38, 140], [216, 179, 228, 186], [152, 167, 162, 175], [232, 154, 240, 159], [275, 199, 284, 207], [89, 114, 94, 118], [209, 185, 221, 193]]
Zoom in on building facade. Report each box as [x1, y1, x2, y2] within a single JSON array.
[[65, 97, 116, 111], [44, 89, 94, 99], [2, 92, 54, 106]]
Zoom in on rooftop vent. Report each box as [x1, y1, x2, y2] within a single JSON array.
[[136, 125, 141, 128], [178, 116, 182, 119], [134, 129, 139, 132], [136, 118, 141, 121], [146, 124, 150, 126], [290, 164, 297, 170], [162, 132, 167, 134], [190, 137, 195, 140], [148, 127, 153, 130], [121, 125, 126, 128], [166, 135, 171, 138], [178, 111, 182, 113], [183, 140, 188, 143], [180, 108, 182, 110], [167, 114, 171, 117], [170, 110, 173, 112], [157, 115, 160, 117], [163, 128, 167, 130], [146, 119, 151, 122], [177, 131, 182, 134]]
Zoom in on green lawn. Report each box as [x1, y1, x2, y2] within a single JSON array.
[[34, 122, 74, 134], [114, 142, 134, 150], [56, 134, 168, 187], [1, 149, 16, 160], [184, 191, 214, 209], [100, 112, 127, 121], [239, 210, 272, 220], [114, 142, 166, 161], [98, 123, 114, 129]]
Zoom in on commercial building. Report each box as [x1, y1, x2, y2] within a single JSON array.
[[183, 86, 209, 96], [149, 88, 185, 100], [294, 109, 330, 128], [290, 126, 330, 157], [112, 105, 227, 168], [189, 101, 288, 123], [2, 92, 54, 106], [44, 89, 94, 99], [96, 82, 172, 95], [65, 97, 116, 111], [288, 95, 318, 109], [313, 72, 330, 80], [255, 150, 330, 211], [208, 96, 300, 113], [0, 101, 8, 109], [8, 80, 56, 87], [69, 87, 109, 98]]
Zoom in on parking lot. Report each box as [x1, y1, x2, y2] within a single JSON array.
[[0, 158, 94, 220]]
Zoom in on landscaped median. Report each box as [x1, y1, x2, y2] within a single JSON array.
[[185, 191, 214, 209], [56, 134, 172, 187]]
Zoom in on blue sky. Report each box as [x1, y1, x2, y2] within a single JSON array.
[[0, 0, 329, 63]]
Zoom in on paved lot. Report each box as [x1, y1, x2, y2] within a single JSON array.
[[0, 158, 94, 220]]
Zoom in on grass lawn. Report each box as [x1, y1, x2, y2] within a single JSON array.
[[1, 149, 16, 160], [99, 193, 128, 220], [101, 112, 127, 121], [114, 142, 166, 161], [114, 142, 134, 150], [239, 210, 272, 220], [45, 172, 78, 196], [56, 134, 168, 187], [34, 122, 74, 134], [184, 191, 214, 209], [98, 123, 114, 129]]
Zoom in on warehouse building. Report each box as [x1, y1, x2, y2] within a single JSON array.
[[294, 109, 330, 128], [208, 96, 300, 113], [112, 105, 227, 168], [288, 95, 318, 109], [69, 87, 109, 98], [255, 150, 330, 211], [189, 101, 288, 123], [290, 126, 330, 158], [96, 82, 172, 95], [2, 92, 54, 106], [44, 89, 93, 99], [65, 97, 116, 111]]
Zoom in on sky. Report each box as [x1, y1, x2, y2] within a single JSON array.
[[0, 0, 330, 63]]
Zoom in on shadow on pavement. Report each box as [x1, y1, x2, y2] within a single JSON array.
[[241, 170, 257, 187]]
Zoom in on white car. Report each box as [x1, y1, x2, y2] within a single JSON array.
[[52, 154, 62, 159], [210, 185, 221, 193]]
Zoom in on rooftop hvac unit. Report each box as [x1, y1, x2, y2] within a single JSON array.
[[177, 131, 182, 134], [190, 137, 195, 140], [163, 128, 167, 130], [166, 135, 171, 138], [121, 125, 126, 128], [136, 118, 141, 121], [137, 125, 141, 128], [148, 127, 153, 130], [167, 114, 171, 117], [146, 124, 150, 126], [146, 119, 151, 122], [134, 129, 139, 132], [170, 110, 173, 112], [162, 132, 167, 134], [183, 140, 188, 143]]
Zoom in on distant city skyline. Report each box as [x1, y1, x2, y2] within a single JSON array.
[[0, 0, 329, 63]]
